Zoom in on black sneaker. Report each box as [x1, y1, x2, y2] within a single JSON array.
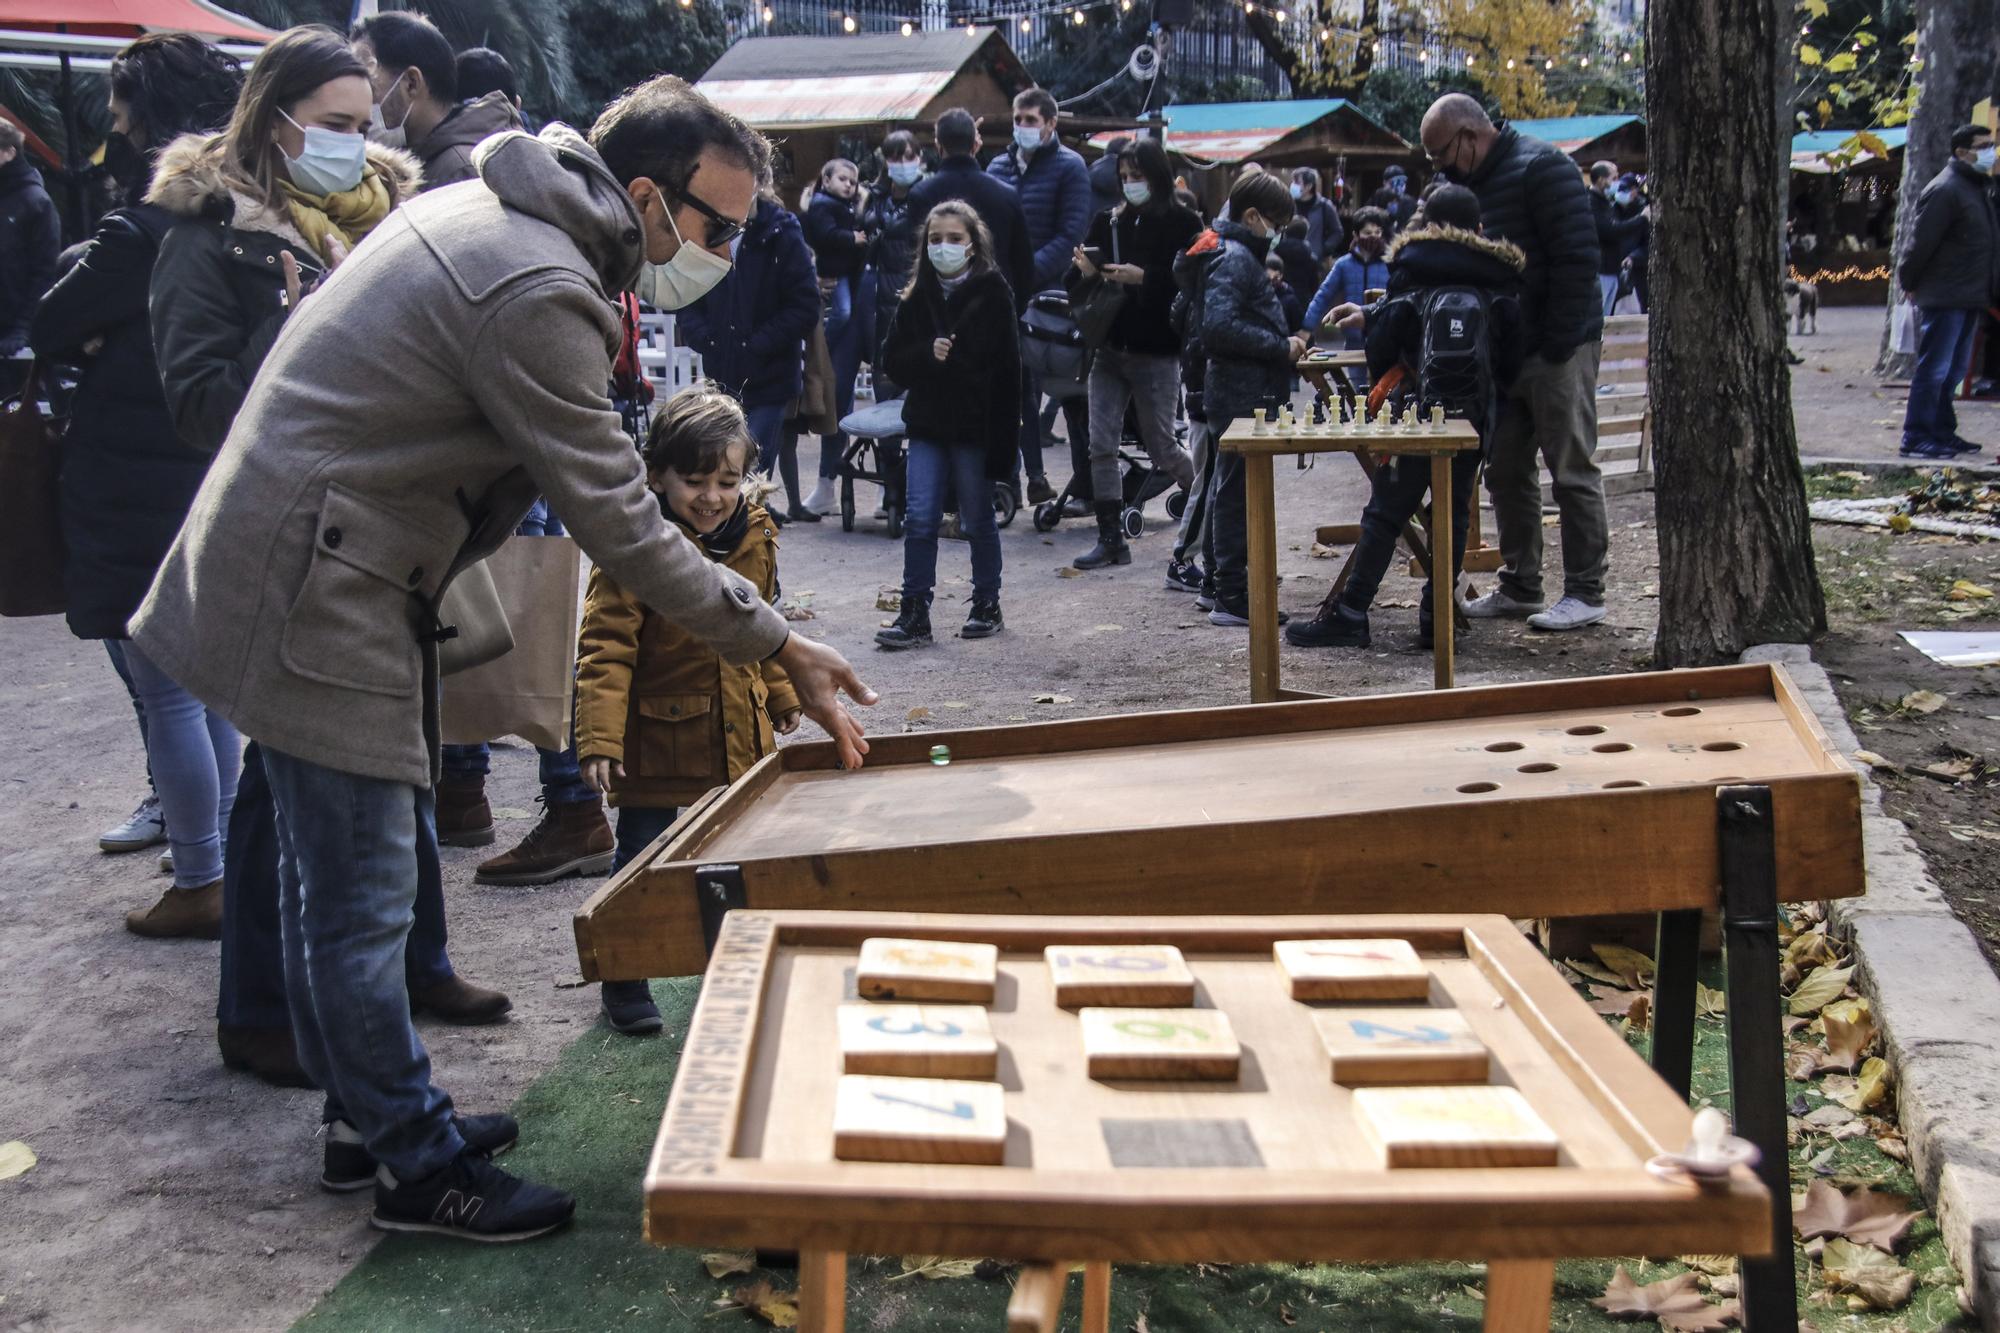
[[961, 598, 1004, 639], [1898, 438, 1957, 460], [875, 605, 933, 651], [1944, 434, 1985, 455], [323, 1113, 519, 1193], [1285, 603, 1370, 648], [602, 979, 664, 1035], [1208, 600, 1288, 628], [1164, 559, 1206, 593], [370, 1149, 574, 1243]]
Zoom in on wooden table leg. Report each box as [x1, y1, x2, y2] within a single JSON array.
[[798, 1249, 846, 1333], [1245, 453, 1280, 703], [1482, 1258, 1555, 1332], [1430, 452, 1455, 690], [1082, 1261, 1112, 1333], [1005, 1263, 1065, 1333]]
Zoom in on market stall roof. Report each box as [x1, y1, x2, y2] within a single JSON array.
[[1510, 114, 1643, 155], [697, 26, 1030, 130], [1790, 126, 1906, 173], [1089, 97, 1405, 164], [0, 0, 272, 42]]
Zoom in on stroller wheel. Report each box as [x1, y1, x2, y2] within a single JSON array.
[[1165, 489, 1188, 521], [992, 482, 1019, 529], [1032, 500, 1060, 533], [1121, 507, 1144, 539], [886, 507, 903, 539]]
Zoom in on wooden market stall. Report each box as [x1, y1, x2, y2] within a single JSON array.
[[1788, 127, 1904, 305], [1510, 113, 1647, 173]]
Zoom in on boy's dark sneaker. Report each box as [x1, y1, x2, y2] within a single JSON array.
[[960, 599, 1004, 639], [602, 980, 664, 1035], [1195, 585, 1217, 612], [1164, 560, 1206, 593], [370, 1149, 574, 1243], [1207, 600, 1287, 628], [1285, 602, 1370, 648], [1898, 438, 1956, 460], [875, 605, 933, 651], [1945, 434, 1985, 455], [323, 1113, 519, 1193]]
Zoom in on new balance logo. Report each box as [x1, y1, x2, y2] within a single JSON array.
[[431, 1189, 485, 1227]]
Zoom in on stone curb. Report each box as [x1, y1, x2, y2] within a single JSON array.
[[1799, 456, 2000, 478], [1742, 643, 2000, 1327]]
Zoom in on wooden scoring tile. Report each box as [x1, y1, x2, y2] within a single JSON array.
[[1351, 1085, 1561, 1168], [1045, 944, 1197, 1007], [855, 937, 999, 1002], [832, 1074, 1007, 1165], [1311, 1007, 1490, 1085], [1274, 937, 1431, 1001], [837, 1003, 999, 1078], [1079, 1007, 1241, 1081]]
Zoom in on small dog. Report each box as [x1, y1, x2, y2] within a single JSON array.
[[1783, 278, 1820, 336]]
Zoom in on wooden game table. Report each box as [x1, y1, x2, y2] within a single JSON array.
[[1297, 347, 1369, 404], [647, 910, 1772, 1333], [1217, 414, 1482, 698]]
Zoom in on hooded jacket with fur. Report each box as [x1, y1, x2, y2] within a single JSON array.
[[1364, 224, 1527, 434], [130, 126, 790, 787]]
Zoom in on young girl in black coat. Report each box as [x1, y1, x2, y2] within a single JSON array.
[[873, 199, 1021, 650]]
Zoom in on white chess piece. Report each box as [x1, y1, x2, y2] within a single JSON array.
[[1252, 408, 1269, 436], [1689, 1107, 1728, 1166]]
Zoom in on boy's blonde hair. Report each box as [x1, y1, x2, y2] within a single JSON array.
[[643, 386, 755, 478]]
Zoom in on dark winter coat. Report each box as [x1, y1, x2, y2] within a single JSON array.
[[804, 188, 865, 282], [1589, 189, 1647, 276], [29, 204, 201, 640], [0, 153, 60, 355], [1898, 157, 2000, 311], [1087, 152, 1124, 220], [987, 135, 1093, 291], [1296, 192, 1344, 262], [905, 154, 1033, 310], [879, 267, 1021, 480], [1271, 277, 1304, 335], [1064, 199, 1203, 356], [863, 181, 923, 314], [408, 91, 521, 191], [1368, 183, 1418, 234], [146, 134, 423, 454], [1365, 224, 1526, 436], [1275, 232, 1319, 314], [1462, 126, 1602, 360], [1171, 240, 1213, 422], [1194, 221, 1293, 423], [680, 196, 819, 410], [1304, 247, 1390, 348]]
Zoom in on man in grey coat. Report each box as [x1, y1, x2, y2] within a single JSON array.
[[131, 77, 875, 1242], [1896, 122, 1999, 460]]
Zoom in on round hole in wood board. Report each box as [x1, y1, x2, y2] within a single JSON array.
[[1517, 762, 1560, 774], [1483, 741, 1525, 753], [1604, 779, 1649, 789], [1457, 781, 1501, 794], [1662, 706, 1702, 717], [1565, 724, 1607, 736], [1592, 741, 1634, 754], [1701, 740, 1745, 752]]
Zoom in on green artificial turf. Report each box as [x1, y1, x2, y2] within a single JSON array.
[[297, 961, 1968, 1333]]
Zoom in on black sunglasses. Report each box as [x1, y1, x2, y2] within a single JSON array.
[[669, 184, 748, 249]]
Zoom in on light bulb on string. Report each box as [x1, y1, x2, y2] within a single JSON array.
[[1505, 56, 1515, 68], [901, 20, 912, 34], [842, 13, 856, 31], [1622, 51, 1632, 61], [1020, 15, 1031, 29], [1544, 58, 1554, 69], [1465, 54, 1474, 66], [1579, 56, 1589, 67], [1073, 8, 1085, 22], [1273, 7, 1285, 19]]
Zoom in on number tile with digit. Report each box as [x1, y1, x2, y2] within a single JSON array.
[[1274, 938, 1432, 1002], [1079, 1006, 1242, 1081], [1310, 1007, 1490, 1085], [855, 937, 1000, 1003], [837, 1003, 999, 1078], [831, 1074, 1008, 1164], [1044, 943, 1197, 1008]]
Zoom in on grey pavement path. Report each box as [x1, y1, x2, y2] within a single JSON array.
[[1792, 304, 2000, 466]]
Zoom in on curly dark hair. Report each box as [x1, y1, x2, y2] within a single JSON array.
[[108, 32, 243, 157]]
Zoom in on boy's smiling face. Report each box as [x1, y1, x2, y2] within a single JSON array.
[[650, 440, 748, 536]]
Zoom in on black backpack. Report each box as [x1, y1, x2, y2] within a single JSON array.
[[1416, 286, 1497, 430]]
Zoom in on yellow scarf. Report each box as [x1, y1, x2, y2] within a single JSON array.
[[279, 164, 392, 263]]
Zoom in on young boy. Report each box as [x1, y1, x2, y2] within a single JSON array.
[[575, 390, 801, 1034], [1285, 184, 1525, 651]]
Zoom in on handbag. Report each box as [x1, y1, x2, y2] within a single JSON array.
[[435, 557, 514, 677], [1071, 223, 1129, 351], [1890, 300, 1918, 356], [0, 361, 67, 618], [440, 535, 583, 752]]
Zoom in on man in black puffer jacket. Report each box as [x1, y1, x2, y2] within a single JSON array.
[[0, 121, 59, 360], [1420, 94, 1608, 633]]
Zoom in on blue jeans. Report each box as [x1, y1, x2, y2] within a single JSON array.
[[817, 288, 863, 481], [441, 502, 593, 805], [263, 747, 466, 1181], [119, 638, 240, 888], [1903, 307, 1981, 446], [103, 640, 155, 796], [612, 805, 681, 876], [902, 437, 1002, 604], [744, 402, 789, 477], [219, 742, 454, 1032]]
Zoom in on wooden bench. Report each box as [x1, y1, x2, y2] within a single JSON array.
[[1587, 312, 1654, 500]]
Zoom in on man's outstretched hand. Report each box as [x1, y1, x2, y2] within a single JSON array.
[[771, 633, 877, 769]]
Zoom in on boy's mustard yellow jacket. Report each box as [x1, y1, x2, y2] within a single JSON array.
[[575, 501, 799, 807]]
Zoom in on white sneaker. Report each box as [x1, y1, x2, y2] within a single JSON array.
[[802, 478, 838, 515], [159, 849, 174, 876], [100, 795, 166, 852], [1463, 590, 1545, 619], [1527, 595, 1607, 631]]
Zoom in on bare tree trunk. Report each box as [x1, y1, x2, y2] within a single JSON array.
[[1649, 0, 1826, 665], [1871, 0, 2000, 378]]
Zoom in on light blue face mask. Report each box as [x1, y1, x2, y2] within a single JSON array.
[[1122, 180, 1151, 207], [1977, 145, 1999, 173], [280, 110, 368, 197], [1013, 124, 1045, 154], [888, 160, 924, 187]]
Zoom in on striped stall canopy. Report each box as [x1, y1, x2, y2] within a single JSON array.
[[1508, 114, 1643, 154], [697, 26, 1024, 130], [1087, 98, 1390, 165]]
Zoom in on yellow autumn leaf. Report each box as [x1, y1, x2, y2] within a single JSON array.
[[1799, 43, 1822, 64], [1839, 1055, 1891, 1112], [1802, 0, 1828, 14], [0, 1140, 35, 1181], [1789, 964, 1853, 1016], [1826, 51, 1859, 72], [1817, 99, 1833, 124], [1948, 579, 1993, 601]]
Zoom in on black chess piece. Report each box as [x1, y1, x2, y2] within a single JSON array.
[[1311, 399, 1327, 427]]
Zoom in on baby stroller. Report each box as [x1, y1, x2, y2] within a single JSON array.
[[1019, 290, 1187, 538], [836, 397, 1020, 537]]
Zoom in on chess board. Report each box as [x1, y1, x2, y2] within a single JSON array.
[[575, 665, 1863, 981], [644, 911, 1771, 1266], [1218, 406, 1484, 455]]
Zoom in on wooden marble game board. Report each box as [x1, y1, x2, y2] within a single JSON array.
[[646, 911, 1771, 1333]]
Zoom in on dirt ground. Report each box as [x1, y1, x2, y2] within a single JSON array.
[[0, 312, 1993, 1331]]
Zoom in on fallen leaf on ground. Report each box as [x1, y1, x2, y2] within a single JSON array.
[[1947, 579, 1993, 601], [1592, 1267, 1738, 1329], [1786, 1044, 1822, 1080], [905, 706, 931, 722], [1799, 1104, 1856, 1133], [1056, 567, 1085, 578], [714, 1279, 800, 1326], [1308, 542, 1338, 558], [1788, 965, 1853, 1017], [1593, 943, 1657, 990], [1793, 1180, 1920, 1252], [1819, 1006, 1878, 1073], [1821, 1238, 1917, 1309], [890, 1255, 981, 1281], [0, 1141, 35, 1180], [1877, 1132, 1909, 1161], [875, 588, 902, 611], [1031, 693, 1074, 705], [1678, 1254, 1737, 1277], [1564, 956, 1627, 987], [1696, 983, 1727, 1019], [1851, 750, 1898, 772], [1587, 984, 1649, 1017], [1838, 1055, 1891, 1112], [1131, 1316, 1150, 1333], [702, 1250, 756, 1278], [1898, 689, 1947, 714]]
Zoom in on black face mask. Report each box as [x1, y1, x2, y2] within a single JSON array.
[[103, 132, 150, 202]]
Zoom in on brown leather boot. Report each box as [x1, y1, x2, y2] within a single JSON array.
[[410, 974, 513, 1025], [218, 1024, 316, 1088], [474, 799, 613, 887], [125, 880, 222, 939], [435, 774, 496, 848]]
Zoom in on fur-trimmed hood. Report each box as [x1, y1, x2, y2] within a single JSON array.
[[1384, 223, 1525, 272], [146, 132, 423, 252]]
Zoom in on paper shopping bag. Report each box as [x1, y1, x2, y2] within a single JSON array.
[[439, 535, 581, 751]]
